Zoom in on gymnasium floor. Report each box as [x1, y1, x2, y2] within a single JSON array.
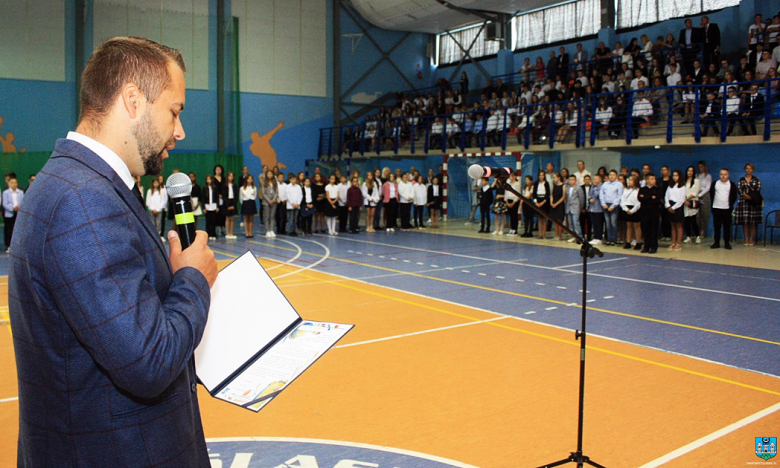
[[1, 221, 780, 467]]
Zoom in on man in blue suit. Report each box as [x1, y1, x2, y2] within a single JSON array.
[[9, 37, 218, 467]]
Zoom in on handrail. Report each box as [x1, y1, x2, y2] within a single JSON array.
[[318, 77, 779, 158]]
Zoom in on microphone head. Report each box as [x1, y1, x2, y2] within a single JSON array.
[[165, 172, 192, 198], [467, 164, 485, 180]]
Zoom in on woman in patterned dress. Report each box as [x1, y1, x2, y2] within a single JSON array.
[[734, 163, 762, 246]]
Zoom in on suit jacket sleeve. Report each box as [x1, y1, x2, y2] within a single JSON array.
[[43, 186, 211, 400], [711, 24, 720, 47]]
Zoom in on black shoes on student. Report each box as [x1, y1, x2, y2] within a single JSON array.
[[725, 243, 732, 250], [634, 243, 643, 251]]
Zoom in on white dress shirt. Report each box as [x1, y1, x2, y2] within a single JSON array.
[[713, 180, 731, 209], [240, 186, 256, 202], [664, 185, 686, 210], [67, 131, 134, 189], [696, 173, 712, 198]]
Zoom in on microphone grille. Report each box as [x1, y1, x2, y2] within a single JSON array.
[[467, 164, 484, 180], [165, 172, 192, 198]]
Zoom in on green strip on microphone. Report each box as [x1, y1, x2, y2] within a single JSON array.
[[175, 212, 195, 225]]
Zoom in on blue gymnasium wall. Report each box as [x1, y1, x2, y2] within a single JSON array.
[[620, 145, 779, 238]]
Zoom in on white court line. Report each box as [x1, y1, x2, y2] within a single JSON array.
[[322, 236, 780, 302], [334, 317, 507, 349], [247, 239, 331, 280], [553, 257, 629, 269], [0, 397, 18, 403], [204, 437, 479, 468], [636, 400, 780, 468]]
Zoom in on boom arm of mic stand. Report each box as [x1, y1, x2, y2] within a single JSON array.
[[498, 180, 603, 258]]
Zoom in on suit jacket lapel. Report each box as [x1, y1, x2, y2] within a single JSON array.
[[51, 139, 170, 269]]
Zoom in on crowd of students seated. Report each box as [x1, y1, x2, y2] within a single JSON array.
[[338, 12, 780, 153], [131, 164, 447, 240], [465, 160, 764, 252]]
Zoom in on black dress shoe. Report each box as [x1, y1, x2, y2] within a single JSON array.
[[648, 248, 657, 254], [478, 229, 485, 233], [641, 248, 649, 253], [623, 243, 632, 249], [634, 243, 643, 250], [710, 243, 720, 249], [725, 244, 732, 250]]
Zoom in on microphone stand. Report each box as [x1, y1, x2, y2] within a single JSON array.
[[497, 177, 606, 468]]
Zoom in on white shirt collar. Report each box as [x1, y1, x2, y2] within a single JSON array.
[[67, 131, 134, 189]]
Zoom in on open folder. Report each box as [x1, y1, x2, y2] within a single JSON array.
[[194, 250, 353, 412]]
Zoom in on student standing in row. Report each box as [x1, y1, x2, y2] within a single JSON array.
[[145, 178, 166, 242], [620, 175, 642, 250], [710, 168, 738, 250], [276, 173, 288, 235], [601, 170, 624, 246], [240, 175, 257, 238], [665, 170, 686, 250], [549, 173, 565, 240], [682, 166, 700, 244], [565, 174, 584, 242], [638, 173, 661, 253], [325, 174, 340, 236], [286, 176, 303, 237], [261, 170, 278, 238], [3, 177, 24, 253], [214, 164, 226, 237], [534, 171, 550, 239], [363, 173, 380, 233], [347, 177, 363, 233], [223, 171, 238, 239], [492, 178, 507, 236], [520, 176, 535, 238], [505, 172, 521, 236], [337, 175, 349, 233], [398, 173, 414, 230], [427, 176, 442, 228], [301, 177, 315, 235], [382, 173, 399, 232], [413, 175, 427, 229], [189, 172, 202, 223], [478, 177, 493, 234], [580, 175, 593, 240], [587, 174, 604, 245], [204, 175, 219, 240], [735, 163, 762, 246]]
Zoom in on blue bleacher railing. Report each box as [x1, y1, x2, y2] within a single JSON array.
[[318, 78, 779, 158]]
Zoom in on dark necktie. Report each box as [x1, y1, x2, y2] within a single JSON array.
[[132, 184, 144, 207]]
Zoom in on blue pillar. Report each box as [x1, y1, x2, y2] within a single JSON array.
[[598, 27, 616, 48], [496, 49, 515, 83]]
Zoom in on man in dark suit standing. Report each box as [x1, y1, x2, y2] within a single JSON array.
[[739, 84, 765, 135], [700, 16, 721, 70], [546, 51, 559, 81], [679, 18, 704, 77], [9, 37, 218, 467], [557, 46, 569, 77]]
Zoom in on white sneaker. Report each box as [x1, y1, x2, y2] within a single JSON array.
[[465, 221, 472, 225], [591, 239, 602, 245], [265, 232, 272, 238], [683, 237, 691, 244], [567, 238, 576, 243], [270, 231, 276, 238], [499, 231, 504, 235], [492, 230, 498, 235], [695, 236, 701, 244]]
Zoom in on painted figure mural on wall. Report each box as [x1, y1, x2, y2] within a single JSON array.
[[250, 121, 286, 169], [0, 117, 25, 153]]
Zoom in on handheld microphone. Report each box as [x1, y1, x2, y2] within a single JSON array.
[[165, 173, 197, 249], [467, 164, 512, 180]]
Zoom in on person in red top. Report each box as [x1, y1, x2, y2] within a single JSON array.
[[347, 176, 364, 234]]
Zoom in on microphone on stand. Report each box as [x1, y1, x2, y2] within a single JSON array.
[[467, 164, 512, 180], [165, 173, 197, 250]]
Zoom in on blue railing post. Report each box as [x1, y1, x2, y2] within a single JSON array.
[[764, 80, 772, 141], [480, 110, 487, 151], [666, 87, 674, 143], [410, 118, 416, 154], [720, 83, 728, 143], [443, 116, 448, 153], [693, 87, 701, 143], [549, 102, 556, 149], [394, 118, 400, 154], [501, 111, 508, 150], [460, 112, 467, 151], [626, 92, 634, 145], [318, 129, 324, 157], [524, 106, 531, 150], [360, 122, 366, 156], [327, 128, 333, 158], [589, 96, 598, 146], [424, 116, 430, 154]]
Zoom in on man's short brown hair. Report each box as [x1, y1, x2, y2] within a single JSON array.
[[79, 36, 186, 127]]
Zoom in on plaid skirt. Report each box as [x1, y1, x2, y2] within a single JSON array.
[[734, 177, 762, 225]]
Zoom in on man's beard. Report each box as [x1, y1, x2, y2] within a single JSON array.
[[133, 110, 174, 176]]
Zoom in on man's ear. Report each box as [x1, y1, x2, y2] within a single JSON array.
[[121, 83, 143, 120]]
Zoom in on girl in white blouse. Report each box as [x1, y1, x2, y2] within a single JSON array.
[[665, 170, 686, 250], [683, 165, 701, 244], [146, 178, 166, 241], [240, 175, 257, 238], [620, 175, 642, 250]]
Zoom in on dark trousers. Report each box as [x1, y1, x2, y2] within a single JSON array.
[[660, 209, 672, 238], [348, 207, 361, 232], [736, 117, 757, 135], [590, 212, 604, 240], [712, 208, 732, 245], [205, 211, 217, 238], [631, 117, 647, 138], [400, 202, 413, 229], [374, 200, 383, 229], [385, 199, 398, 229], [701, 118, 719, 137], [338, 205, 349, 232], [4, 213, 16, 248], [480, 204, 491, 231], [414, 205, 425, 227], [684, 215, 700, 238], [508, 202, 519, 231], [276, 205, 287, 234], [580, 211, 592, 239], [642, 212, 660, 250], [522, 203, 534, 234], [727, 113, 750, 135], [301, 215, 313, 234]]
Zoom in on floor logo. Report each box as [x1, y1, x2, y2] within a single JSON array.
[[756, 437, 777, 461], [207, 437, 478, 468]]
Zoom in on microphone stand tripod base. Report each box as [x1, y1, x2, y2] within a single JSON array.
[[539, 452, 607, 468]]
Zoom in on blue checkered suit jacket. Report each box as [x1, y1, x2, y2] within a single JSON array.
[[9, 138, 211, 467]]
